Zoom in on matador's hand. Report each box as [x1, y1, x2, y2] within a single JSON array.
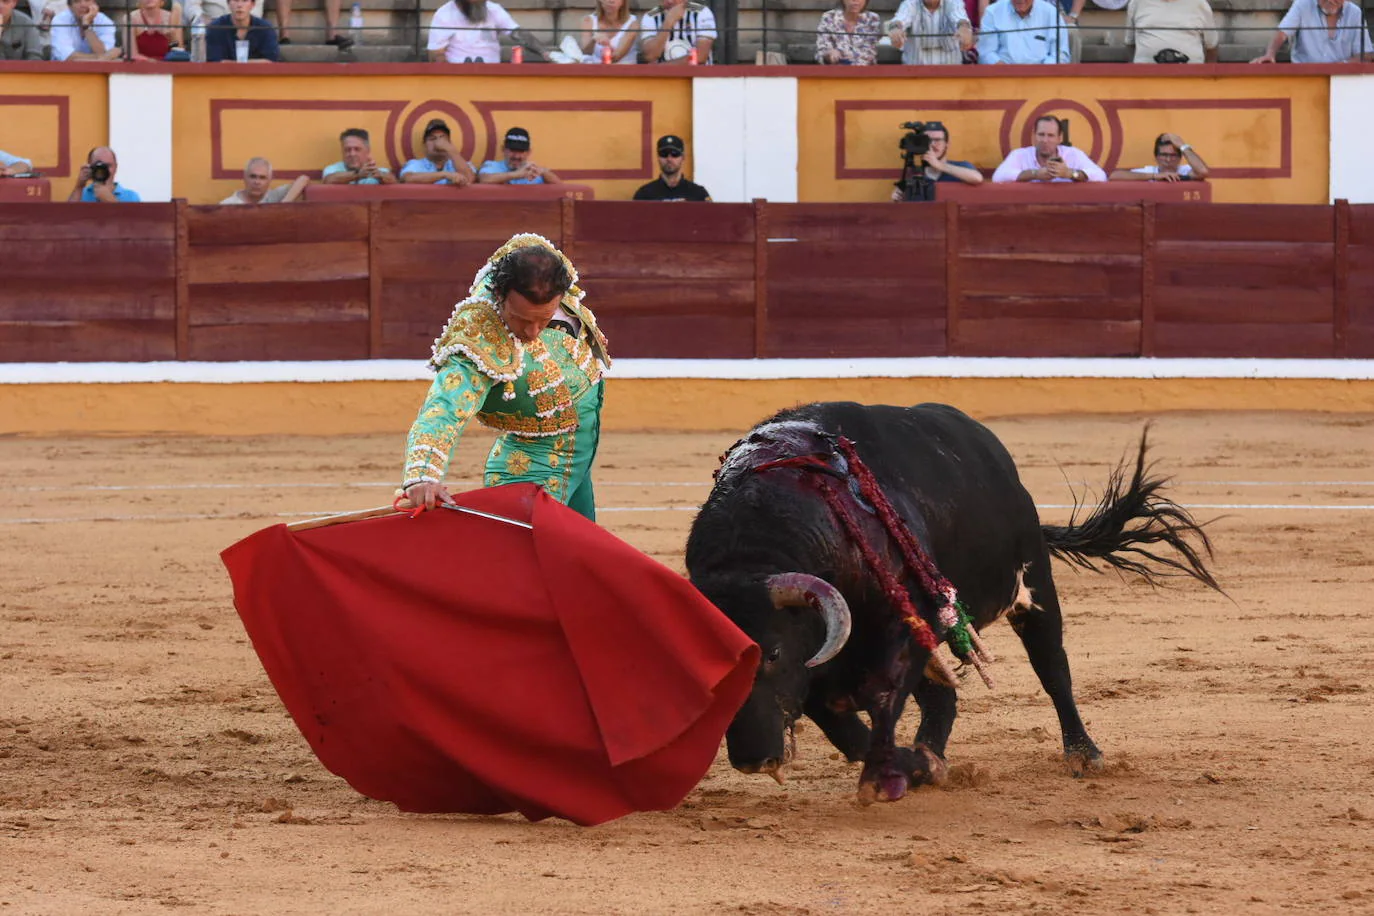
[[398, 481, 456, 511]]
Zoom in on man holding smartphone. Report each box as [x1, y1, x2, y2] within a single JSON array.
[[991, 115, 1106, 183]]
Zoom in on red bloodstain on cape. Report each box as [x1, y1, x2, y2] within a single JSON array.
[[221, 483, 758, 826]]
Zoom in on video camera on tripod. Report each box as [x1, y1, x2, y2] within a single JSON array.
[[895, 120, 942, 202]]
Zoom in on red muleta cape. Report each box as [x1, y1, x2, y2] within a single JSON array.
[[221, 483, 758, 826]]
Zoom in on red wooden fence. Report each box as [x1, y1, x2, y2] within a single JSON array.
[[1, 200, 1370, 363]]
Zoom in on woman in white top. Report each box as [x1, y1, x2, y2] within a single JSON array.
[[579, 0, 638, 62]]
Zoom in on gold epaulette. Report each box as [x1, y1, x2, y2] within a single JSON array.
[[561, 293, 612, 370], [429, 300, 522, 380]]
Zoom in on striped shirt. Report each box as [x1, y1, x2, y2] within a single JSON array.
[[642, 2, 716, 63], [888, 0, 970, 65]]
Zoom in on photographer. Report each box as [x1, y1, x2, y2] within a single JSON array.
[[67, 147, 142, 203], [890, 121, 983, 202]]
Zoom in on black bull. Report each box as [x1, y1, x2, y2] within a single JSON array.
[[686, 402, 1219, 804]]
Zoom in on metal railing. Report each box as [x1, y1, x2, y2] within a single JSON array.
[[3, 14, 1371, 64]]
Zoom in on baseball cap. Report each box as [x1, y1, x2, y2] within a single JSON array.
[[423, 118, 451, 139], [657, 134, 685, 155], [503, 127, 531, 151]]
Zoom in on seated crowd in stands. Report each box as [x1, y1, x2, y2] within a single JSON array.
[[4, 117, 1201, 206], [5, 0, 1371, 63], [814, 0, 1373, 65]]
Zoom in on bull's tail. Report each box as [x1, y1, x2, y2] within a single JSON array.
[[1041, 428, 1222, 592]]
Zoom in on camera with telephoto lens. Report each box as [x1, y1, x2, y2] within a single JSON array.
[[896, 121, 936, 202], [89, 161, 112, 184], [899, 122, 934, 159]]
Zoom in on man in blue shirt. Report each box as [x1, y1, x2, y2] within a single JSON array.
[[66, 147, 142, 203], [1251, 0, 1374, 63], [477, 127, 562, 186], [400, 118, 477, 187], [977, 0, 1070, 64], [206, 0, 280, 62], [322, 128, 398, 185]]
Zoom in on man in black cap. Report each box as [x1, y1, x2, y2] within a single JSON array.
[[400, 118, 477, 187], [477, 126, 561, 185], [633, 134, 712, 201]]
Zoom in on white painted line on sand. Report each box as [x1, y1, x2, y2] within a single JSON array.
[[5, 503, 1374, 525]]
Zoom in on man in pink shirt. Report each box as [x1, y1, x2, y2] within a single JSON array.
[[991, 115, 1106, 183]]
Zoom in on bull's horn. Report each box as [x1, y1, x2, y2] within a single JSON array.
[[766, 573, 852, 668]]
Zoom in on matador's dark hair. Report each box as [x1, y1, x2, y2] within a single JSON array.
[[487, 245, 572, 304]]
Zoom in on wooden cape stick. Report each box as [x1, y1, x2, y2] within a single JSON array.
[[287, 505, 401, 532], [286, 502, 535, 532]]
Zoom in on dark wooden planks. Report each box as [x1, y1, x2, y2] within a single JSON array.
[[952, 204, 1142, 357], [1345, 206, 1374, 357], [0, 205, 177, 360], [1151, 203, 1335, 357], [762, 204, 946, 357], [185, 204, 371, 360], [576, 203, 757, 357]]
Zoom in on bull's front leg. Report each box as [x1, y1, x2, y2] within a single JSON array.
[[803, 694, 871, 763], [856, 624, 916, 805]]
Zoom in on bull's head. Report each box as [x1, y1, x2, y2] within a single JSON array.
[[703, 573, 851, 783]]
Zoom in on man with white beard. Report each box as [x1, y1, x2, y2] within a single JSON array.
[[426, 0, 544, 62]]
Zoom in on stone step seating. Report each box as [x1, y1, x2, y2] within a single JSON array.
[[269, 0, 1347, 64]]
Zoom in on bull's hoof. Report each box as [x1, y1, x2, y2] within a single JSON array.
[[892, 744, 948, 788], [1065, 747, 1105, 778], [856, 770, 909, 806]]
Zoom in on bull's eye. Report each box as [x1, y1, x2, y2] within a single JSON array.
[[766, 645, 782, 664]]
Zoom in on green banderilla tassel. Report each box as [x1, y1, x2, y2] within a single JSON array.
[[945, 600, 976, 659]]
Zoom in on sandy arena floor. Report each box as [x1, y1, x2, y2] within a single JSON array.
[[2, 411, 1373, 915]]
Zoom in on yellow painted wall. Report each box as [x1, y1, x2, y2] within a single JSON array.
[[171, 74, 694, 204], [0, 74, 108, 186], [799, 74, 1328, 204]]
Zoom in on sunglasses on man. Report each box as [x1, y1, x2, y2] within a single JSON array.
[[658, 149, 684, 158]]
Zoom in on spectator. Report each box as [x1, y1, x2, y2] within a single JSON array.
[[1251, 0, 1374, 63], [322, 128, 398, 184], [633, 134, 712, 201], [50, 0, 120, 60], [0, 146, 34, 176], [977, 0, 1069, 64], [129, 0, 185, 60], [477, 127, 561, 185], [67, 146, 141, 202], [206, 0, 279, 61], [992, 115, 1105, 182], [1125, 0, 1218, 63], [886, 0, 973, 65], [183, 0, 261, 32], [579, 0, 639, 63], [889, 121, 982, 201], [220, 157, 309, 204], [641, 0, 715, 63], [815, 0, 882, 65], [426, 0, 517, 63], [274, 0, 348, 48], [400, 118, 477, 186], [1110, 132, 1210, 181], [1, 0, 44, 60]]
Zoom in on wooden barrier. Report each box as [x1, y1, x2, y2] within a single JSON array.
[[937, 182, 1211, 204], [0, 204, 177, 362], [0, 179, 51, 203], [304, 184, 596, 203], [2, 200, 1370, 362]]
